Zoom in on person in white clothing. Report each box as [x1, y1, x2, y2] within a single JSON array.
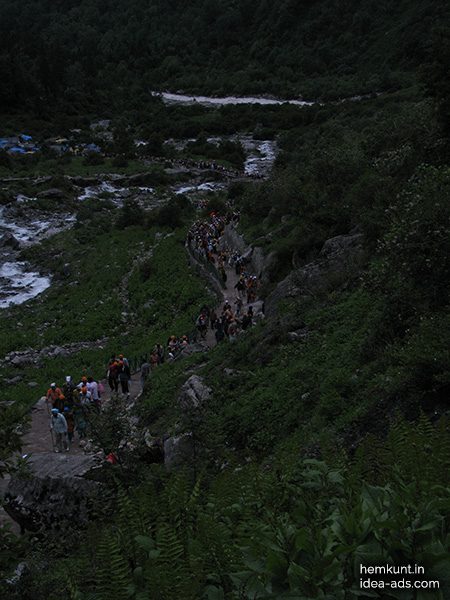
[[50, 408, 68, 452], [88, 377, 100, 411]]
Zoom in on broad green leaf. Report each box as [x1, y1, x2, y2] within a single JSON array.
[[266, 550, 288, 579], [135, 535, 155, 552]]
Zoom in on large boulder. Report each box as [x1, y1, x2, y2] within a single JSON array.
[[178, 374, 211, 413], [163, 375, 212, 471], [220, 224, 275, 278], [4, 454, 103, 532], [163, 433, 194, 471], [264, 232, 364, 318], [174, 341, 209, 362]]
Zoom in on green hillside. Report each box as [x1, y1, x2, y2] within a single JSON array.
[[0, 0, 449, 116], [1, 1, 450, 598]]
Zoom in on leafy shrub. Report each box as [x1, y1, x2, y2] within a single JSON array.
[[368, 165, 450, 316], [115, 198, 145, 230], [111, 154, 129, 168], [82, 151, 104, 166]]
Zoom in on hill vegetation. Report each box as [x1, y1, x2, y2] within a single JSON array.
[[1, 1, 450, 598], [0, 0, 449, 118]]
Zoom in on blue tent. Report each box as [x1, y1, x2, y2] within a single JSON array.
[[8, 147, 26, 153], [87, 143, 100, 151], [20, 134, 32, 141]]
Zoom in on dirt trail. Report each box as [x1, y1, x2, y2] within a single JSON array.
[[202, 259, 260, 347], [1, 226, 260, 532], [21, 375, 143, 458], [0, 374, 143, 532]]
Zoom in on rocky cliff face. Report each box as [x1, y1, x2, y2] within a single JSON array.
[[4, 454, 104, 531], [264, 232, 364, 318], [220, 224, 276, 281], [221, 224, 364, 318]]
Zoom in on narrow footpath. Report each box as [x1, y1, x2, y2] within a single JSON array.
[[1, 224, 262, 532]]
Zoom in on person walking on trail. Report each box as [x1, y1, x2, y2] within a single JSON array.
[[64, 407, 77, 443], [50, 408, 69, 453], [77, 376, 88, 391], [242, 312, 252, 331], [119, 354, 131, 391], [88, 377, 100, 412], [149, 350, 160, 373], [46, 382, 62, 408], [62, 376, 77, 407], [107, 361, 120, 393], [54, 393, 65, 412], [73, 399, 87, 440], [79, 386, 92, 407], [119, 354, 130, 370], [118, 362, 130, 397], [227, 317, 237, 341], [215, 325, 225, 344], [140, 358, 150, 389], [154, 343, 165, 364]]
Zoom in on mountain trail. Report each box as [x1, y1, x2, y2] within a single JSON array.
[[1, 225, 260, 532]]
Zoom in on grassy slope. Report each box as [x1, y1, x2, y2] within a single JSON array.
[[0, 222, 214, 406]]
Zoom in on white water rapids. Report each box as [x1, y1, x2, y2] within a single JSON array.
[[158, 92, 314, 108]]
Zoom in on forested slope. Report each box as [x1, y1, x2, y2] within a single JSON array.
[[0, 0, 449, 115]]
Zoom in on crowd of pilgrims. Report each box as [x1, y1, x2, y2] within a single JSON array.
[[142, 155, 265, 179], [46, 203, 260, 448]]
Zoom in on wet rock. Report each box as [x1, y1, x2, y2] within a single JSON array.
[[0, 400, 15, 410], [287, 329, 311, 342], [175, 341, 209, 360], [0, 233, 21, 250], [220, 224, 274, 278], [36, 188, 66, 200], [3, 454, 104, 531], [70, 176, 100, 187], [51, 347, 70, 358], [223, 368, 247, 377], [11, 355, 32, 367], [32, 397, 47, 411]]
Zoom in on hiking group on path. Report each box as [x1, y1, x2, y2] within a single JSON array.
[[25, 200, 262, 455]]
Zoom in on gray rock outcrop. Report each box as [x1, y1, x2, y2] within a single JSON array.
[[163, 433, 194, 471], [4, 454, 103, 531], [264, 232, 364, 318], [220, 224, 275, 281], [178, 374, 211, 413], [163, 375, 211, 471], [36, 188, 66, 200]]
